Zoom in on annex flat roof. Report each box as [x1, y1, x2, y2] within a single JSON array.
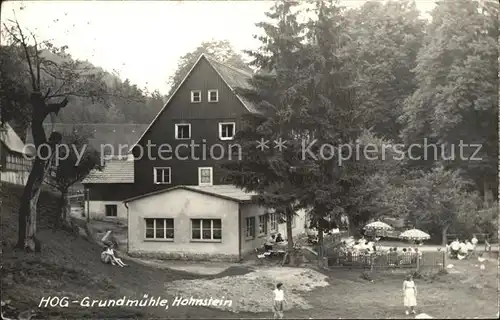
[[123, 184, 257, 204]]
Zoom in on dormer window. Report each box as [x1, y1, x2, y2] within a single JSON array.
[[208, 90, 218, 102], [191, 90, 201, 103]]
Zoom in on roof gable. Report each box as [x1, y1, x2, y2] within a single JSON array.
[[130, 54, 259, 152], [123, 184, 257, 204], [0, 122, 32, 155]]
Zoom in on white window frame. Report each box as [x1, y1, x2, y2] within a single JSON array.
[[269, 213, 278, 231], [198, 167, 213, 186], [218, 122, 235, 140], [153, 167, 171, 184], [190, 219, 222, 241], [245, 216, 255, 239], [175, 123, 191, 140], [144, 218, 174, 240], [190, 90, 201, 103], [207, 89, 219, 102], [258, 214, 267, 236]]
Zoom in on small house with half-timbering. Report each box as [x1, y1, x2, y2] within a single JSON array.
[[0, 122, 33, 185]]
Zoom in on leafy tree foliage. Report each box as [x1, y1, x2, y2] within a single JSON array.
[[222, 0, 308, 264], [166, 40, 251, 98], [389, 166, 482, 244], [400, 0, 499, 199], [45, 131, 102, 229], [1, 16, 123, 251], [344, 0, 426, 142]]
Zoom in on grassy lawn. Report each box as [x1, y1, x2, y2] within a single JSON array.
[[1, 183, 498, 319], [296, 259, 498, 319]]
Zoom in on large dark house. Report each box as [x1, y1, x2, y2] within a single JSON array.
[[130, 53, 260, 196]]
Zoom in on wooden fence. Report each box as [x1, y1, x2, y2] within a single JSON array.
[[327, 251, 445, 270]]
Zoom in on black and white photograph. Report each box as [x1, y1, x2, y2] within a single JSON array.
[[0, 0, 498, 318]]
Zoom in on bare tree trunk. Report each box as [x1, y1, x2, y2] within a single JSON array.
[[348, 219, 360, 238], [16, 93, 68, 252], [60, 188, 71, 227], [441, 224, 450, 246], [17, 157, 52, 251], [53, 188, 71, 231], [317, 227, 324, 267], [286, 208, 295, 265]]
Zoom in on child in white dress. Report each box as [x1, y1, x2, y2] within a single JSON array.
[[403, 275, 417, 315]]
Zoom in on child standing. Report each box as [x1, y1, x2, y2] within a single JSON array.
[[273, 282, 286, 319], [403, 275, 417, 315]]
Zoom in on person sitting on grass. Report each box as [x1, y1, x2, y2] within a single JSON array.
[[103, 245, 128, 267]]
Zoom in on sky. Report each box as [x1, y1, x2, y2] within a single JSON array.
[[2, 0, 436, 95]]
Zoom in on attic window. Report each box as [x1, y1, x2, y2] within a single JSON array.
[[191, 90, 201, 103], [208, 90, 218, 102]]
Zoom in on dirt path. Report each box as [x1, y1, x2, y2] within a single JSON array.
[[102, 257, 261, 318]]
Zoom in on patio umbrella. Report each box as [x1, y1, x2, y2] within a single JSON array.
[[363, 221, 393, 250], [399, 229, 430, 241], [363, 221, 393, 232]]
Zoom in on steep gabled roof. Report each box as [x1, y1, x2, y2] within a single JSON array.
[[0, 122, 32, 155], [82, 157, 134, 184], [123, 184, 257, 204], [130, 54, 259, 152]]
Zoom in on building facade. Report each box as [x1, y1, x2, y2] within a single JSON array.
[[131, 54, 260, 196], [0, 123, 32, 185], [82, 156, 135, 220], [124, 185, 307, 261]]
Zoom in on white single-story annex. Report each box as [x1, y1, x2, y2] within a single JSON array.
[[123, 184, 308, 262]]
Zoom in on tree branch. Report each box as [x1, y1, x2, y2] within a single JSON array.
[[8, 16, 37, 91], [44, 88, 51, 100], [29, 29, 41, 90], [44, 178, 59, 190], [45, 98, 69, 117]]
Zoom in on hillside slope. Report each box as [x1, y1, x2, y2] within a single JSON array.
[[0, 183, 145, 318], [0, 183, 256, 319]]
